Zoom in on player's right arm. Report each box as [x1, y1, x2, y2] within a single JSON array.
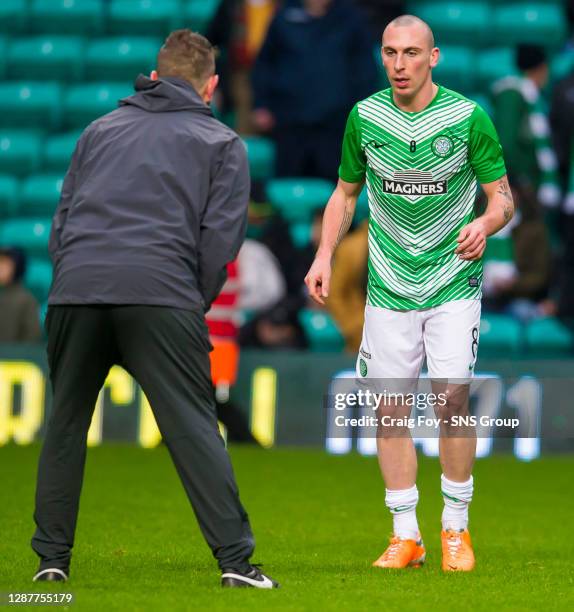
[[305, 103, 367, 305], [305, 179, 363, 304]]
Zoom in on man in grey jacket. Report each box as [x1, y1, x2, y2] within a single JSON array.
[[31, 30, 277, 589]]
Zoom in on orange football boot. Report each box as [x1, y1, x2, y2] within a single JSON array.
[[441, 529, 475, 571], [373, 535, 426, 569]]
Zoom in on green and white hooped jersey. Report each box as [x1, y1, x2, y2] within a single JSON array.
[[339, 85, 506, 310]]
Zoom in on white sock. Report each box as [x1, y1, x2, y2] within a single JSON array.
[[441, 474, 473, 531], [385, 485, 419, 540]]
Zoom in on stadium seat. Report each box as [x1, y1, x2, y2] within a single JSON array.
[[433, 45, 475, 93], [299, 309, 345, 352], [550, 48, 574, 85], [0, 131, 43, 178], [7, 37, 85, 82], [29, 0, 104, 35], [86, 38, 160, 82], [25, 257, 53, 303], [408, 2, 490, 46], [492, 3, 567, 48], [479, 313, 522, 355], [242, 136, 275, 181], [108, 0, 180, 37], [0, 176, 20, 219], [0, 218, 52, 256], [355, 188, 369, 222], [0, 82, 62, 130], [183, 0, 223, 34], [476, 48, 517, 91], [525, 317, 573, 355], [43, 132, 82, 172], [484, 235, 513, 262], [290, 221, 312, 248], [0, 37, 7, 79], [20, 175, 64, 217], [0, 0, 28, 34], [63, 83, 133, 130], [266, 178, 334, 223]]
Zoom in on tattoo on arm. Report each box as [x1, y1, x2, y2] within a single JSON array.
[[335, 208, 353, 248], [496, 177, 514, 222]]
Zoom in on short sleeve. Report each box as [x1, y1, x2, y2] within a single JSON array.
[[338, 103, 366, 183], [469, 104, 507, 184]]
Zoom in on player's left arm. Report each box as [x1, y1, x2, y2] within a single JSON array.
[[455, 175, 515, 261], [456, 105, 515, 261]]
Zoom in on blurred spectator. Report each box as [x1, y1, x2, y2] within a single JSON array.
[[481, 221, 552, 318], [492, 44, 561, 213], [549, 65, 574, 324], [0, 247, 42, 343], [246, 182, 310, 295], [238, 207, 323, 349], [550, 66, 574, 210], [327, 219, 368, 352], [207, 260, 260, 444], [352, 0, 405, 41], [238, 238, 286, 312], [251, 0, 378, 181], [207, 0, 277, 131]]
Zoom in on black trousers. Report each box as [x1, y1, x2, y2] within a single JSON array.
[[31, 305, 254, 574]]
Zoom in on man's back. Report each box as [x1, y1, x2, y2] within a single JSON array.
[[49, 75, 249, 311]]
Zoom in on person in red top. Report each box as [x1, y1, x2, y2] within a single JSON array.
[[207, 261, 259, 443]]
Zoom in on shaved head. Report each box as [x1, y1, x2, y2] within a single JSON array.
[[384, 14, 435, 49], [380, 14, 439, 109]]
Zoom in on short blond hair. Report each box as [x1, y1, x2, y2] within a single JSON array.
[[157, 30, 216, 90]]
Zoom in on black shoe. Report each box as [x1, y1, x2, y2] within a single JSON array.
[[221, 564, 279, 589], [32, 568, 68, 582]]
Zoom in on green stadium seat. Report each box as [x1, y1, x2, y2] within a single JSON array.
[[266, 178, 334, 223], [25, 257, 53, 303], [433, 45, 475, 93], [108, 0, 180, 37], [408, 2, 490, 46], [0, 0, 28, 34], [0, 37, 7, 79], [30, 0, 104, 35], [290, 221, 311, 248], [299, 309, 345, 352], [492, 3, 566, 48], [479, 313, 522, 355], [43, 132, 82, 172], [0, 82, 62, 130], [0, 218, 52, 256], [183, 0, 223, 34], [86, 37, 160, 82], [0, 176, 20, 219], [468, 93, 493, 118], [63, 83, 133, 130], [550, 48, 574, 85], [242, 136, 275, 181], [20, 175, 64, 217], [484, 235, 513, 262], [0, 131, 43, 177], [525, 317, 573, 355], [7, 37, 85, 82], [476, 48, 517, 91], [355, 188, 369, 222]]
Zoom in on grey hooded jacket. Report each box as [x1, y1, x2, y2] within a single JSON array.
[[48, 75, 249, 312]]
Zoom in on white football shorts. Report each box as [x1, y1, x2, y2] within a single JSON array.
[[356, 299, 481, 389]]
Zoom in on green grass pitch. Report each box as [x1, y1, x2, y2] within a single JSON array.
[[1, 445, 573, 611]]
